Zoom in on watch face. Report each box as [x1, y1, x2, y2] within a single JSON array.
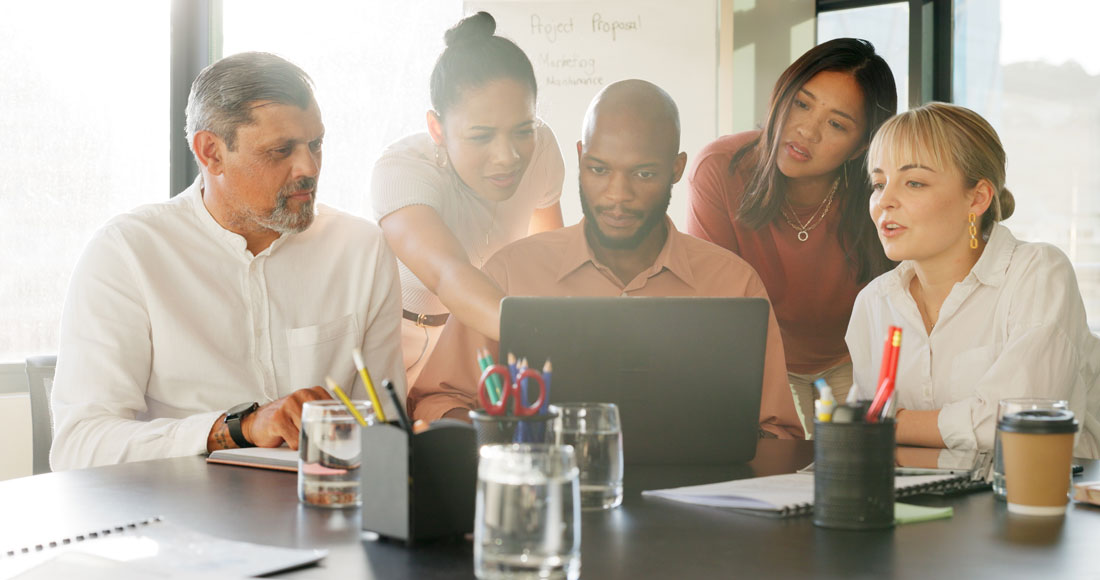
[[227, 402, 259, 418]]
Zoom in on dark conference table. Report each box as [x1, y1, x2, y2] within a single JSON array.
[[2, 440, 1097, 579]]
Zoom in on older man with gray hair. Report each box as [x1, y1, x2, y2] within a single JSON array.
[[51, 52, 404, 470]]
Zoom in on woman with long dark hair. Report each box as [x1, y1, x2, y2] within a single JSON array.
[[686, 38, 897, 435]]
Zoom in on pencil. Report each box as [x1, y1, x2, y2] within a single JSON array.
[[325, 376, 368, 427], [384, 379, 413, 436], [352, 347, 387, 423], [540, 359, 552, 415]]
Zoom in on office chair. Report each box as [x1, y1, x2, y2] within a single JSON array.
[[25, 355, 57, 475]]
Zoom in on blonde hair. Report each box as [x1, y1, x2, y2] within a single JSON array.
[[867, 102, 1015, 234]]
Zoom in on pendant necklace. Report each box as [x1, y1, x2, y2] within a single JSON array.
[[780, 177, 840, 242]]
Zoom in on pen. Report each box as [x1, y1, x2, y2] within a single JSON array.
[[352, 347, 387, 423], [867, 328, 902, 422], [384, 379, 413, 436], [508, 352, 519, 401], [325, 376, 368, 427]]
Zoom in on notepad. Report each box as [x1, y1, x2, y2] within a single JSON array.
[[0, 516, 326, 579], [206, 447, 298, 472], [642, 472, 969, 517]]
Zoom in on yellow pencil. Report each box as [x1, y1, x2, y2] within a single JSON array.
[[352, 347, 387, 423], [325, 376, 368, 427]]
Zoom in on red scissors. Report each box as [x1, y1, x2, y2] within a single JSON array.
[[478, 364, 547, 416]]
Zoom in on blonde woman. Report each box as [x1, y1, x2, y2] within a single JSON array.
[[846, 102, 1099, 458]]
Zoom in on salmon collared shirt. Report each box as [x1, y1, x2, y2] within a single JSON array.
[[408, 218, 804, 439]]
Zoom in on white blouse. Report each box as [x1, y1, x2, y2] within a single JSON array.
[[846, 224, 1100, 458]]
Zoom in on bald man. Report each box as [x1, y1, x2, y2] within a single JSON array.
[[407, 80, 803, 439]]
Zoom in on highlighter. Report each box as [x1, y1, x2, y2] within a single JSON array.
[[814, 378, 836, 423]]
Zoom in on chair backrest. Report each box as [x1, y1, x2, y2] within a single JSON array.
[[25, 355, 57, 475]]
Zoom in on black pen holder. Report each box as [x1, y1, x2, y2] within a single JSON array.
[[813, 419, 895, 530], [359, 421, 478, 543], [469, 408, 561, 447]]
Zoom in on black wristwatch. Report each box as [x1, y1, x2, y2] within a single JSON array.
[[224, 402, 259, 448]]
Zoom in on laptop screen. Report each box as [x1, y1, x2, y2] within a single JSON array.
[[499, 297, 770, 464]]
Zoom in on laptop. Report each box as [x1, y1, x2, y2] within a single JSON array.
[[499, 297, 770, 465]]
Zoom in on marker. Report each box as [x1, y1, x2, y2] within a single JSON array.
[[325, 376, 367, 427], [352, 347, 387, 423], [814, 378, 836, 423]]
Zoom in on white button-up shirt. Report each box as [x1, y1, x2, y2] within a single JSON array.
[[846, 224, 1100, 458], [51, 179, 405, 470]]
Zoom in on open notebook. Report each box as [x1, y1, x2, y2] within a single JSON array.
[[0, 516, 325, 579], [206, 447, 298, 472], [642, 472, 970, 518]]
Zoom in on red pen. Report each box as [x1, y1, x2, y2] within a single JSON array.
[[867, 328, 902, 422]]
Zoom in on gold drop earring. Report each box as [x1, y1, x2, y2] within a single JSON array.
[[968, 213, 978, 249]]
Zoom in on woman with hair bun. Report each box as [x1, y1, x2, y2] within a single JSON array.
[[846, 102, 1100, 458], [371, 12, 565, 385]]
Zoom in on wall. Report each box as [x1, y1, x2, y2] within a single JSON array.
[[0, 363, 31, 481], [729, 0, 816, 134]]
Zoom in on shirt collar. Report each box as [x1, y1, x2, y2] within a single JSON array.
[[876, 222, 1018, 295], [184, 175, 289, 259], [968, 223, 1017, 287], [555, 217, 697, 289]]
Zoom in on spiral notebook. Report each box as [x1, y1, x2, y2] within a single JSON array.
[[642, 472, 970, 518], [0, 516, 326, 579]]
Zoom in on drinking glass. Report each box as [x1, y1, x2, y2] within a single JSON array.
[[474, 444, 581, 580], [552, 403, 624, 510], [298, 399, 373, 508], [993, 398, 1068, 500]]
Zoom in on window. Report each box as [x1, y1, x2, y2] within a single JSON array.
[[0, 2, 170, 362], [955, 0, 1100, 329], [221, 1, 463, 216], [817, 2, 909, 113]]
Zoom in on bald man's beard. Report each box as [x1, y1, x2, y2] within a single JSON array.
[[579, 178, 672, 250]]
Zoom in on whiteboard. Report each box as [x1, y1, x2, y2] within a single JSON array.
[[465, 0, 720, 229]]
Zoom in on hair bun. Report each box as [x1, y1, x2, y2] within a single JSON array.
[[444, 11, 496, 46], [997, 187, 1016, 221]]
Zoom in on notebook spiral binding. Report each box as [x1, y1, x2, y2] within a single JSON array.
[[1, 516, 163, 558]]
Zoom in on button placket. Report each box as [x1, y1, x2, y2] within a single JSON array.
[[250, 257, 277, 401]]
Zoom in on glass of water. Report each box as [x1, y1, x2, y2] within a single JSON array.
[[993, 398, 1068, 500], [474, 444, 581, 580], [298, 399, 372, 508], [551, 403, 624, 510]]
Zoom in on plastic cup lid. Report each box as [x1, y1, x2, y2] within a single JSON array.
[[997, 409, 1078, 434]]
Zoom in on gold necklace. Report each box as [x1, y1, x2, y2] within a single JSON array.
[[780, 177, 840, 242]]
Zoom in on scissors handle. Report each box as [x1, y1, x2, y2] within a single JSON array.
[[478, 365, 512, 415], [509, 368, 546, 417]]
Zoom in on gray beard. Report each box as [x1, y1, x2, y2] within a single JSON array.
[[249, 176, 317, 235]]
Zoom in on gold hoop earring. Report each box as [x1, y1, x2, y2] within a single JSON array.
[[968, 213, 978, 249], [434, 144, 449, 169]]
